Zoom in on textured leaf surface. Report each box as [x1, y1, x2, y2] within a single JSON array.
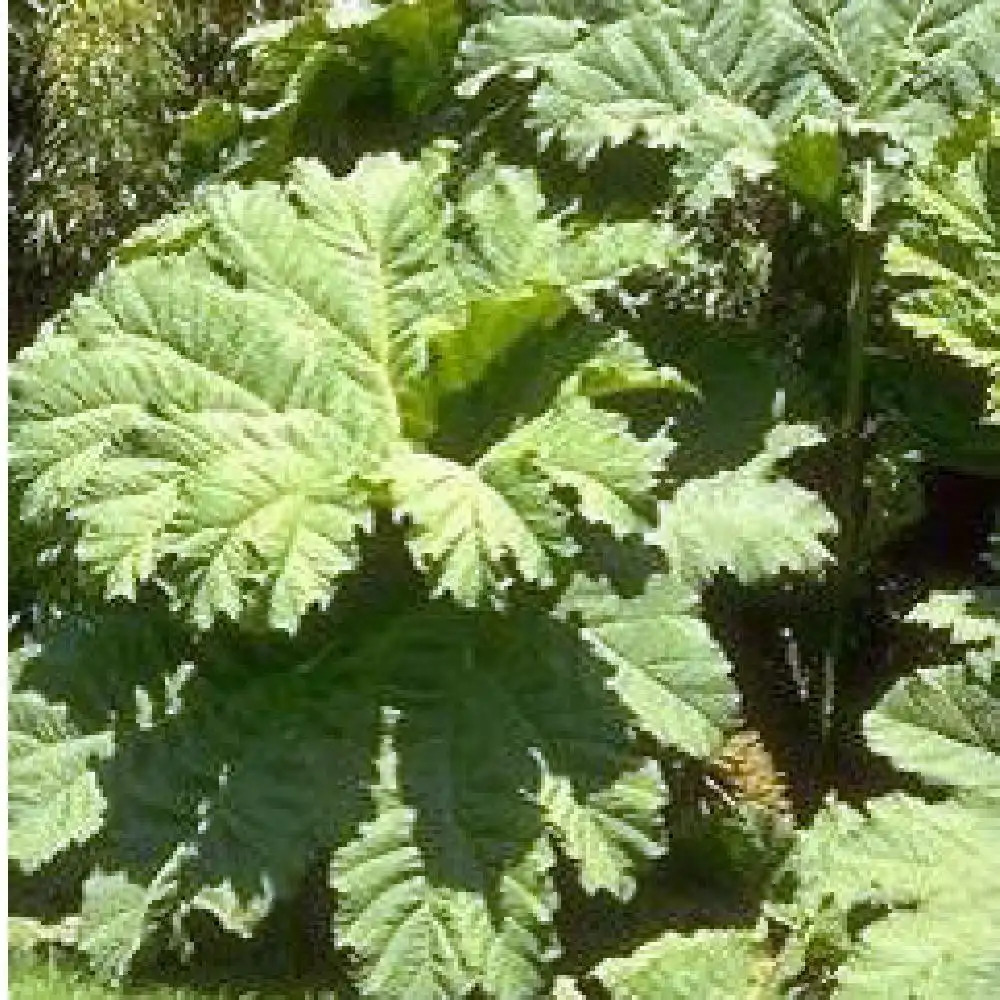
[[557, 574, 738, 758], [781, 631, 1000, 995], [15, 607, 194, 730], [462, 0, 1000, 207], [650, 425, 836, 585], [538, 759, 665, 899], [437, 162, 689, 397], [594, 927, 776, 999], [496, 397, 671, 539], [786, 794, 1000, 999], [866, 590, 1000, 795], [8, 685, 114, 873], [76, 859, 185, 983], [865, 663, 1000, 795], [387, 448, 568, 603], [333, 605, 666, 999], [334, 731, 493, 1000], [37, 598, 671, 989], [887, 133, 1000, 420], [335, 722, 558, 1000], [11, 151, 680, 626], [10, 152, 446, 629], [100, 665, 379, 927], [461, 0, 800, 207], [12, 607, 380, 958]]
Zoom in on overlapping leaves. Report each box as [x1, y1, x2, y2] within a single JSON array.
[[561, 597, 1000, 998], [886, 117, 1000, 421], [11, 3, 1000, 999], [182, 0, 464, 180], [866, 587, 1000, 796], [10, 148, 686, 631], [786, 617, 999, 994], [782, 794, 1000, 998], [8, 659, 115, 874], [650, 424, 837, 586], [9, 135, 749, 988], [461, 0, 1000, 209], [9, 574, 741, 995], [805, 610, 1000, 995], [330, 605, 667, 1000]]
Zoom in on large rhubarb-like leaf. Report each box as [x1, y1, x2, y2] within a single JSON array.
[[17, 594, 710, 991], [775, 621, 1000, 997], [181, 0, 464, 180], [593, 927, 777, 999], [11, 149, 685, 628], [461, 0, 1000, 208], [557, 574, 739, 759], [332, 603, 667, 1000]]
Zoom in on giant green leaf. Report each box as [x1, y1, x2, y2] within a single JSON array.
[[9, 609, 379, 966], [387, 448, 572, 603], [436, 161, 689, 397], [461, 0, 1000, 209], [494, 396, 672, 539], [75, 856, 187, 984], [461, 0, 801, 209], [14, 606, 194, 731], [10, 637, 379, 980], [10, 165, 417, 630], [11, 150, 684, 628], [332, 603, 667, 1000], [400, 386, 673, 607], [6, 608, 198, 886], [593, 927, 778, 999], [333, 730, 495, 1000], [182, 0, 464, 181], [31, 598, 679, 989], [780, 629, 1000, 997], [98, 660, 380, 930], [865, 662, 1000, 796]]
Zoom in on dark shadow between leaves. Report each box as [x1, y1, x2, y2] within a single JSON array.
[[17, 595, 195, 732], [430, 315, 611, 465], [570, 519, 667, 599], [384, 599, 653, 918]]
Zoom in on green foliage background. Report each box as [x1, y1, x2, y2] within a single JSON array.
[[8, 2, 1000, 998]]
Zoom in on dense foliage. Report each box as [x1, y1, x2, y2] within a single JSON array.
[[8, 1, 1000, 997], [8, 0, 317, 350]]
